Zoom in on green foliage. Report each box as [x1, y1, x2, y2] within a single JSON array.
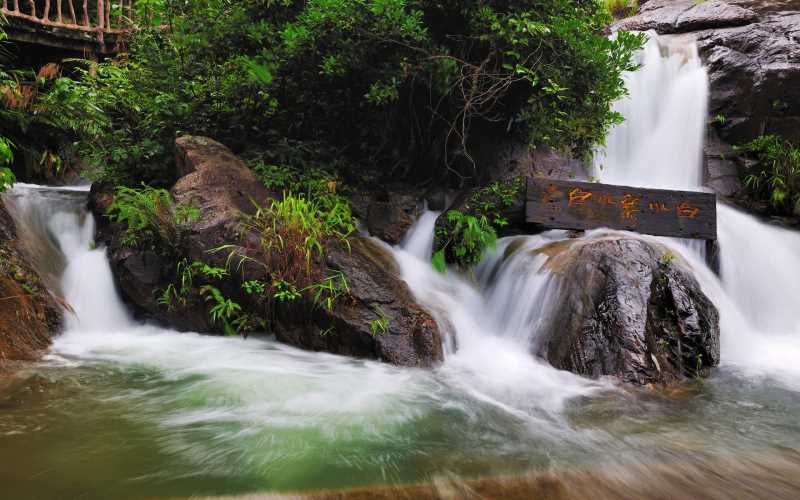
[[433, 176, 523, 269], [273, 279, 302, 302], [369, 306, 391, 336], [106, 185, 198, 248], [0, 136, 14, 191], [659, 252, 675, 267], [306, 271, 349, 312], [434, 211, 497, 270], [200, 284, 243, 335], [218, 190, 355, 328], [64, 0, 642, 186], [736, 135, 800, 216]]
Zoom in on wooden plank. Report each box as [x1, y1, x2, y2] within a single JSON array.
[[526, 178, 716, 240]]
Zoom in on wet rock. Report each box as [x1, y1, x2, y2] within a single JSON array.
[[275, 237, 443, 367], [0, 202, 60, 361], [95, 137, 443, 366], [89, 182, 213, 332], [533, 236, 720, 385], [350, 187, 420, 245], [616, 0, 758, 34], [704, 131, 742, 197], [171, 136, 273, 268]]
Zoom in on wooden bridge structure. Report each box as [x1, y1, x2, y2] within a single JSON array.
[[1, 0, 134, 56]]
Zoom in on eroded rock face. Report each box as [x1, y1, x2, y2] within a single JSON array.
[[0, 202, 60, 361], [532, 236, 720, 385]]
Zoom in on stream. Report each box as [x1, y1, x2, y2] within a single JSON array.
[[2, 33, 800, 499]]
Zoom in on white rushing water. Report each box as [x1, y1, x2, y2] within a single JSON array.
[[591, 32, 800, 390]]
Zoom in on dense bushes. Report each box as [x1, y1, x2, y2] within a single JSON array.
[[66, 0, 642, 187]]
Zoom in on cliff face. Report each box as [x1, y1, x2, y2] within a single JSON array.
[[616, 0, 800, 198]]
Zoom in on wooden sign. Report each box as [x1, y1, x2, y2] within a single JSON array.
[[526, 178, 716, 240]]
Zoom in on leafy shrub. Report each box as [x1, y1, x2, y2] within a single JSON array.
[[67, 0, 643, 187], [433, 176, 523, 269], [219, 191, 354, 325], [736, 135, 800, 216], [106, 185, 198, 248], [433, 211, 497, 271]]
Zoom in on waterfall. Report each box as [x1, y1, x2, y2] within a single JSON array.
[[592, 32, 800, 389]]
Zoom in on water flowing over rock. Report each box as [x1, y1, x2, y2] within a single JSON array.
[[531, 236, 720, 385], [615, 0, 800, 199], [0, 195, 60, 361]]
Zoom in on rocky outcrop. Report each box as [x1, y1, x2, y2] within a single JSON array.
[[172, 135, 273, 268], [276, 237, 443, 367], [93, 136, 443, 367], [0, 201, 60, 361], [530, 236, 720, 385], [616, 0, 800, 199]]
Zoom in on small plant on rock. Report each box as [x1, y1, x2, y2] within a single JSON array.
[[106, 185, 198, 248]]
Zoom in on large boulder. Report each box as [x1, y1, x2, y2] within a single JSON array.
[[171, 135, 273, 268], [275, 237, 443, 367], [0, 201, 60, 361], [93, 136, 444, 367], [529, 236, 720, 385], [90, 136, 273, 332]]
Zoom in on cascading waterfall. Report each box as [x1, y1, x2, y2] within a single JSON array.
[[591, 32, 800, 389], [3, 30, 800, 500]]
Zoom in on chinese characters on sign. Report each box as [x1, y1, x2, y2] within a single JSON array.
[[564, 187, 701, 222]]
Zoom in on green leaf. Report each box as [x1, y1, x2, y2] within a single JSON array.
[[431, 250, 447, 273]]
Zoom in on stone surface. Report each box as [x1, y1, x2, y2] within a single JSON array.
[[350, 187, 420, 245], [275, 237, 443, 367], [172, 136, 273, 268], [0, 202, 60, 361], [530, 236, 720, 385]]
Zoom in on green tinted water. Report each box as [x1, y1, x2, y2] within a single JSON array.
[[2, 331, 800, 499]]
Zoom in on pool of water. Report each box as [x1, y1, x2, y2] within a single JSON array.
[[2, 329, 799, 499]]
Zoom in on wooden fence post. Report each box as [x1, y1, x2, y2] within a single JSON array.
[[96, 0, 104, 28], [67, 0, 76, 24]]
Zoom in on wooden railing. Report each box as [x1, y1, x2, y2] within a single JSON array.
[[1, 0, 134, 32]]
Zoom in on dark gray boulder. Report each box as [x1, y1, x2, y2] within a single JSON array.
[[530, 236, 720, 385], [275, 237, 443, 367]]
